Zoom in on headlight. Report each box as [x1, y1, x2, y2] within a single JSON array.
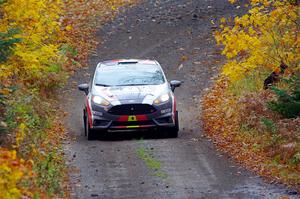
[[154, 93, 170, 105], [92, 95, 110, 106]]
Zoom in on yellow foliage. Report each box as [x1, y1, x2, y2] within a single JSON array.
[[0, 149, 33, 199], [15, 123, 26, 149], [215, 0, 300, 82], [0, 0, 63, 86]]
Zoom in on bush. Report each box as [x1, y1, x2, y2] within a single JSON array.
[[0, 148, 34, 199], [268, 75, 300, 118], [0, 28, 21, 63]]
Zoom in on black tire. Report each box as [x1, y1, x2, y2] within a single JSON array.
[[84, 114, 96, 140], [83, 110, 87, 137], [168, 111, 179, 138]]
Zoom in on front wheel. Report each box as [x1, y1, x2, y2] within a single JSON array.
[[169, 111, 179, 138], [84, 114, 96, 140]]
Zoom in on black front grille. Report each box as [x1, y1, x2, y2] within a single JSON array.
[[93, 119, 110, 126], [156, 116, 173, 124], [108, 104, 156, 115]]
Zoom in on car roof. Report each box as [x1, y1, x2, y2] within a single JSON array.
[[97, 59, 160, 67]]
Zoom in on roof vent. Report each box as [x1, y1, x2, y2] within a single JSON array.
[[118, 60, 138, 65]]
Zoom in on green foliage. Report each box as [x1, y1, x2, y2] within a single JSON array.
[[291, 152, 300, 164], [229, 69, 267, 96], [0, 28, 21, 63], [260, 117, 277, 134], [293, 132, 300, 164], [268, 75, 300, 118], [34, 151, 65, 195], [4, 90, 65, 196], [5, 92, 42, 130], [60, 44, 78, 57]]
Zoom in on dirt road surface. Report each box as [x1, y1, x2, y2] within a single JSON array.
[[63, 0, 298, 198]]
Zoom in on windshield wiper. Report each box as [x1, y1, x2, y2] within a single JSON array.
[[95, 83, 110, 87]]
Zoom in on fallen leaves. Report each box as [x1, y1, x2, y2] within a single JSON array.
[[61, 0, 137, 70], [202, 77, 300, 191], [203, 0, 300, 192]]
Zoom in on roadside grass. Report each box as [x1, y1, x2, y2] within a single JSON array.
[[136, 147, 168, 179], [137, 148, 161, 170], [228, 69, 268, 97]]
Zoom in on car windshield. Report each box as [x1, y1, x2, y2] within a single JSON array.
[[94, 64, 165, 86]]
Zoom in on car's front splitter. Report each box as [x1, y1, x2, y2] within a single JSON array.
[[91, 112, 175, 130]]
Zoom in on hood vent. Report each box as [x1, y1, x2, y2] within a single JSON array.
[[118, 61, 138, 65]]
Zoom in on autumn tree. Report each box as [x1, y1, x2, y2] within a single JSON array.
[[215, 0, 300, 82]]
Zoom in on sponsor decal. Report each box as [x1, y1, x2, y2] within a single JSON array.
[[112, 125, 154, 129], [118, 115, 148, 122], [128, 115, 137, 122], [127, 125, 140, 128]]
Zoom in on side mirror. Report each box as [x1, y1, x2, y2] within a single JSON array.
[[170, 80, 182, 92], [78, 83, 89, 95]]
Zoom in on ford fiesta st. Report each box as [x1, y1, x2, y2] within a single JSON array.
[[78, 59, 182, 140]]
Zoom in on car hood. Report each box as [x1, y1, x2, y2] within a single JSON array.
[[92, 84, 169, 105]]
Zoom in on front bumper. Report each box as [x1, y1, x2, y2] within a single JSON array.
[[90, 103, 175, 130]]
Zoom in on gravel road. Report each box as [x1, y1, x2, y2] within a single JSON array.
[[64, 0, 298, 198]]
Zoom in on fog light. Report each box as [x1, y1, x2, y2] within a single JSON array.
[[161, 108, 171, 114]]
